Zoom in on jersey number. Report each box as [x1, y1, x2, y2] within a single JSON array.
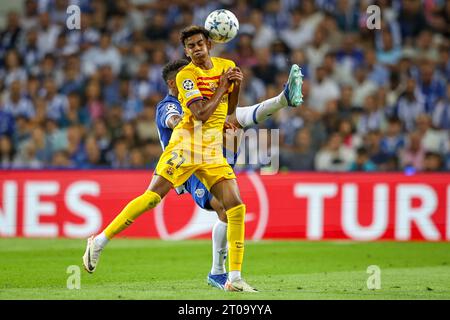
[[166, 152, 186, 169]]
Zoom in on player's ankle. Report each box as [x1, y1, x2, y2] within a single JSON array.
[[211, 267, 226, 275], [229, 270, 241, 282], [94, 232, 109, 249]]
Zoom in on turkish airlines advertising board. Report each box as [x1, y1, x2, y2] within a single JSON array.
[[1, 171, 449, 241]]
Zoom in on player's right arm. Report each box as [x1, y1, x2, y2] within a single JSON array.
[[157, 101, 183, 130], [167, 114, 182, 129], [176, 68, 232, 123]]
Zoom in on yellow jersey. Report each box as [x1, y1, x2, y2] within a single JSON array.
[[169, 56, 235, 163]]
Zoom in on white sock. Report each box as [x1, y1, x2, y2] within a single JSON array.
[[94, 232, 109, 250], [229, 270, 241, 282], [211, 220, 228, 275], [235, 92, 288, 127]]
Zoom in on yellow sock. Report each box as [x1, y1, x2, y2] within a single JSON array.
[[104, 190, 161, 239], [226, 204, 246, 272]]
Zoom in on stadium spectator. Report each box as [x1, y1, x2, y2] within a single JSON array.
[[309, 66, 340, 114], [0, 135, 15, 168], [395, 78, 426, 132], [280, 9, 315, 50], [357, 94, 387, 135], [2, 80, 35, 119], [280, 128, 316, 171], [247, 9, 276, 50], [397, 0, 428, 41], [349, 146, 377, 172], [338, 118, 362, 150], [1, 49, 28, 88], [416, 61, 446, 114], [415, 114, 448, 154], [432, 83, 450, 130], [36, 12, 61, 56], [380, 117, 405, 156], [0, 11, 23, 53], [0, 1, 447, 172], [423, 151, 445, 172], [82, 32, 122, 75], [315, 132, 355, 171], [400, 131, 426, 171], [305, 26, 330, 73]]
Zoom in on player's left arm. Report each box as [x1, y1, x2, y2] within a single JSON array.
[[227, 67, 243, 115]]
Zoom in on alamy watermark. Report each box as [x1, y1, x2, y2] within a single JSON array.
[[366, 5, 381, 30], [66, 265, 81, 289], [161, 125, 280, 174], [66, 5, 81, 30], [366, 265, 381, 290]]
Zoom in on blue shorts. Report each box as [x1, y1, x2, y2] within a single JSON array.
[[183, 175, 214, 210]]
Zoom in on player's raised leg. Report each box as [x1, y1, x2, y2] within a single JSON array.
[[210, 178, 257, 292], [82, 175, 172, 273], [228, 64, 304, 128]]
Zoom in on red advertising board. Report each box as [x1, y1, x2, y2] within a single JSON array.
[[0, 170, 449, 241]]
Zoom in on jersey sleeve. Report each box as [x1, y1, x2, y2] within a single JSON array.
[[176, 69, 203, 107], [157, 101, 183, 129]]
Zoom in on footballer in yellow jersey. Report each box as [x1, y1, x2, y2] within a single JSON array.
[[154, 56, 238, 190], [84, 26, 258, 292]]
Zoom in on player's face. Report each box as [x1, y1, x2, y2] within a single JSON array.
[[184, 33, 211, 64]]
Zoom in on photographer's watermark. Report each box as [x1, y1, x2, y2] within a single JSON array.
[[164, 124, 280, 174], [66, 265, 81, 289], [366, 265, 381, 290], [66, 5, 81, 30], [366, 5, 381, 30]]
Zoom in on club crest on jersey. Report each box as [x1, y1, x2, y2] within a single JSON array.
[[182, 79, 194, 91], [195, 188, 205, 198], [166, 167, 174, 175], [209, 82, 218, 92]]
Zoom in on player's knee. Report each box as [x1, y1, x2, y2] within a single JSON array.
[[226, 204, 246, 223], [217, 210, 228, 223], [225, 197, 243, 211]]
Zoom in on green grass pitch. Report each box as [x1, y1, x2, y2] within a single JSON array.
[[1, 239, 450, 300]]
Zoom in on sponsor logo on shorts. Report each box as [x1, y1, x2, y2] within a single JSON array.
[[195, 188, 205, 198], [182, 79, 194, 90]]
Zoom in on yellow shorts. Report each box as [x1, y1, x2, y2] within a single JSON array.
[[154, 145, 236, 191]]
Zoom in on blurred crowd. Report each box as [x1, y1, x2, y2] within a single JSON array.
[[0, 0, 449, 172]]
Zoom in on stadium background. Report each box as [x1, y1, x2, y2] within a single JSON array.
[[1, 0, 450, 301], [0, 0, 449, 172], [0, 0, 449, 241]]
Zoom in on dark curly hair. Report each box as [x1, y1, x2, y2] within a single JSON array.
[[161, 59, 190, 83]]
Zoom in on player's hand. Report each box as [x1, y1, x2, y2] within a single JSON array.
[[218, 68, 233, 91], [223, 121, 238, 133], [227, 67, 243, 86]]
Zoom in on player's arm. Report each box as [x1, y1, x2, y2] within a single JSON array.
[[166, 114, 182, 129], [227, 67, 243, 115], [189, 70, 232, 122], [158, 100, 183, 130]]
